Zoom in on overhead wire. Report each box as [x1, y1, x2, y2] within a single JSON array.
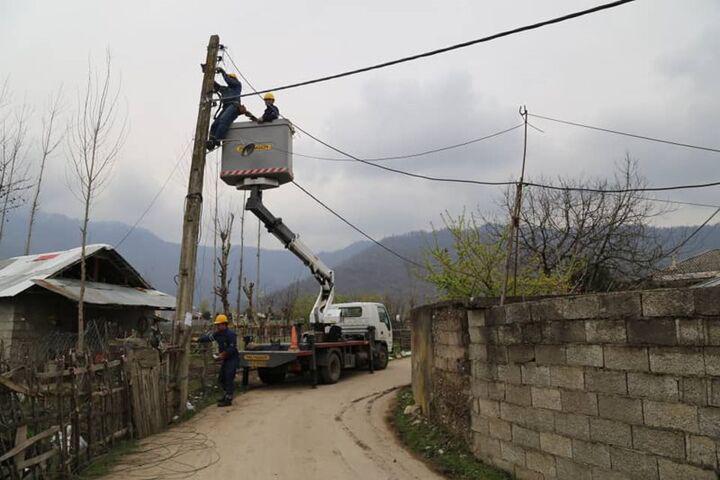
[[237, 0, 638, 97], [664, 207, 720, 258], [529, 113, 720, 154]]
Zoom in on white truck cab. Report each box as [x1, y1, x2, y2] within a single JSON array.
[[324, 302, 394, 353]]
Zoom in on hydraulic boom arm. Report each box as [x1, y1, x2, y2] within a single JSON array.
[[245, 187, 335, 323]]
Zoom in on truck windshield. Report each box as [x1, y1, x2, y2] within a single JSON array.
[[339, 306, 363, 318]]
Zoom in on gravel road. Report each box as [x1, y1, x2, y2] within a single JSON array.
[[103, 357, 442, 480]]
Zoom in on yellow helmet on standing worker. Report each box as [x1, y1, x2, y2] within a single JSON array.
[[263, 92, 275, 101], [214, 314, 228, 325], [227, 73, 238, 79]]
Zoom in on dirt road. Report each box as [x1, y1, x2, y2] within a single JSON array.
[[104, 357, 442, 480]]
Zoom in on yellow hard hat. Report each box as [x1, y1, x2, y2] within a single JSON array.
[[214, 314, 228, 325], [227, 73, 238, 79], [263, 92, 275, 101]]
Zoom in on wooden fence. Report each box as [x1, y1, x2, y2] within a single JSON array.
[[0, 346, 186, 479]]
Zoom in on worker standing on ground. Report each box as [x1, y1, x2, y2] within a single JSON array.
[[207, 67, 246, 151], [197, 314, 239, 407], [246, 93, 279, 123]]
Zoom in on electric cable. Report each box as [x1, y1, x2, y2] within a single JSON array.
[[663, 207, 720, 258], [291, 181, 425, 269], [237, 0, 638, 97], [523, 179, 720, 194], [115, 139, 193, 248], [529, 113, 720, 154]]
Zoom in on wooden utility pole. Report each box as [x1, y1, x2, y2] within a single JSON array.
[[500, 106, 529, 305], [174, 34, 221, 414]]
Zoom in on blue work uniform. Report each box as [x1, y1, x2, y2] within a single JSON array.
[[261, 104, 279, 123], [209, 72, 243, 144], [198, 328, 239, 399]]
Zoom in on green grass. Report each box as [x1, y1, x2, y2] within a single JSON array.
[[392, 388, 511, 480], [75, 440, 140, 479]]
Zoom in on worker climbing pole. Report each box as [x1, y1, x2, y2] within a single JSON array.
[[174, 34, 221, 415]]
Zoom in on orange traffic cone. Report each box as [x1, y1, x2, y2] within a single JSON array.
[[289, 325, 299, 351]]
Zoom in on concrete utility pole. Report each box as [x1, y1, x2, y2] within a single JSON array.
[[175, 34, 221, 414], [500, 106, 529, 306]]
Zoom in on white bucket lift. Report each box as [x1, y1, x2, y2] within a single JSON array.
[[220, 119, 293, 190]]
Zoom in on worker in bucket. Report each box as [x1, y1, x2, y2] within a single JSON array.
[[206, 67, 246, 151], [197, 314, 239, 407], [246, 92, 279, 123]]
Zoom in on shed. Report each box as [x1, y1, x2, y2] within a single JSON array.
[[0, 244, 175, 359], [651, 249, 720, 288]]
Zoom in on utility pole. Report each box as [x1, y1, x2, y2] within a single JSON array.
[[500, 106, 529, 305], [256, 217, 261, 320], [174, 34, 220, 414]]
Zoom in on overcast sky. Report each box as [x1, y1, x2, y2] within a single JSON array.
[[1, 0, 719, 252]]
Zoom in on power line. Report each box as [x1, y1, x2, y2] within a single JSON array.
[[292, 181, 425, 269], [664, 207, 720, 258], [115, 139, 193, 248], [529, 113, 720, 154], [524, 179, 720, 194], [236, 0, 637, 97]]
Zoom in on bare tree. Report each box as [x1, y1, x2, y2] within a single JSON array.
[[235, 190, 247, 320], [67, 53, 127, 351], [279, 280, 300, 326], [242, 279, 255, 326], [25, 88, 64, 254], [0, 103, 31, 245], [214, 212, 234, 319], [492, 155, 666, 292]]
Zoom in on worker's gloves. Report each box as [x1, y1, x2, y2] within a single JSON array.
[[237, 104, 247, 115], [216, 67, 225, 74]]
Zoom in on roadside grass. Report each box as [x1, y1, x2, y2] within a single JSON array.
[[392, 387, 511, 480], [75, 440, 140, 479]]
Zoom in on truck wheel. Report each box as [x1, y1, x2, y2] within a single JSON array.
[[320, 352, 342, 384], [374, 344, 389, 370], [258, 365, 287, 385]]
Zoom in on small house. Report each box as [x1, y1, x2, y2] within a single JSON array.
[[650, 249, 720, 288], [0, 244, 175, 359]]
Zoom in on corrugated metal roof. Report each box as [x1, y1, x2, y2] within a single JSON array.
[[33, 278, 175, 309], [0, 244, 109, 298], [692, 276, 720, 289], [656, 249, 720, 277]]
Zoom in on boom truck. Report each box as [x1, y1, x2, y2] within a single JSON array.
[[220, 119, 392, 386]]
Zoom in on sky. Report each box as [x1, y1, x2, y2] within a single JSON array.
[[1, 0, 719, 253]]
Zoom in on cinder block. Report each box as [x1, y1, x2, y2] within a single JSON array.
[[506, 302, 532, 324], [485, 307, 506, 326], [683, 377, 708, 406], [705, 319, 720, 346], [694, 286, 720, 316], [677, 319, 706, 345], [475, 433, 502, 458], [488, 381, 506, 401], [586, 369, 627, 395], [554, 411, 590, 440], [535, 344, 566, 365], [590, 417, 632, 447], [515, 466, 544, 480], [704, 347, 720, 375], [530, 299, 563, 321], [609, 446, 659, 479], [604, 346, 649, 371], [542, 321, 586, 343], [488, 417, 512, 441], [698, 407, 720, 437], [489, 343, 508, 361], [472, 378, 490, 399], [567, 344, 604, 367], [506, 384, 532, 406], [500, 440, 526, 466], [599, 291, 642, 318], [632, 425, 685, 459], [598, 394, 643, 424], [478, 398, 501, 417], [539, 431, 573, 458], [521, 323, 542, 343], [556, 457, 593, 480], [532, 386, 562, 411], [498, 324, 522, 345], [513, 424, 540, 449], [521, 364, 551, 387], [627, 318, 677, 346], [627, 372, 680, 402], [525, 408, 555, 432], [526, 450, 557, 477], [497, 364, 522, 384], [469, 344, 488, 362], [687, 435, 718, 469], [572, 438, 611, 468], [550, 365, 585, 390], [471, 411, 489, 433], [468, 309, 487, 328], [642, 289, 694, 317], [508, 345, 536, 364], [561, 390, 598, 416], [585, 319, 627, 343], [649, 347, 705, 376], [657, 458, 717, 480], [710, 379, 720, 407], [469, 326, 489, 344], [643, 400, 699, 433]]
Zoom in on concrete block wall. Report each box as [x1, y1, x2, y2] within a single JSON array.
[[468, 287, 720, 479]]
